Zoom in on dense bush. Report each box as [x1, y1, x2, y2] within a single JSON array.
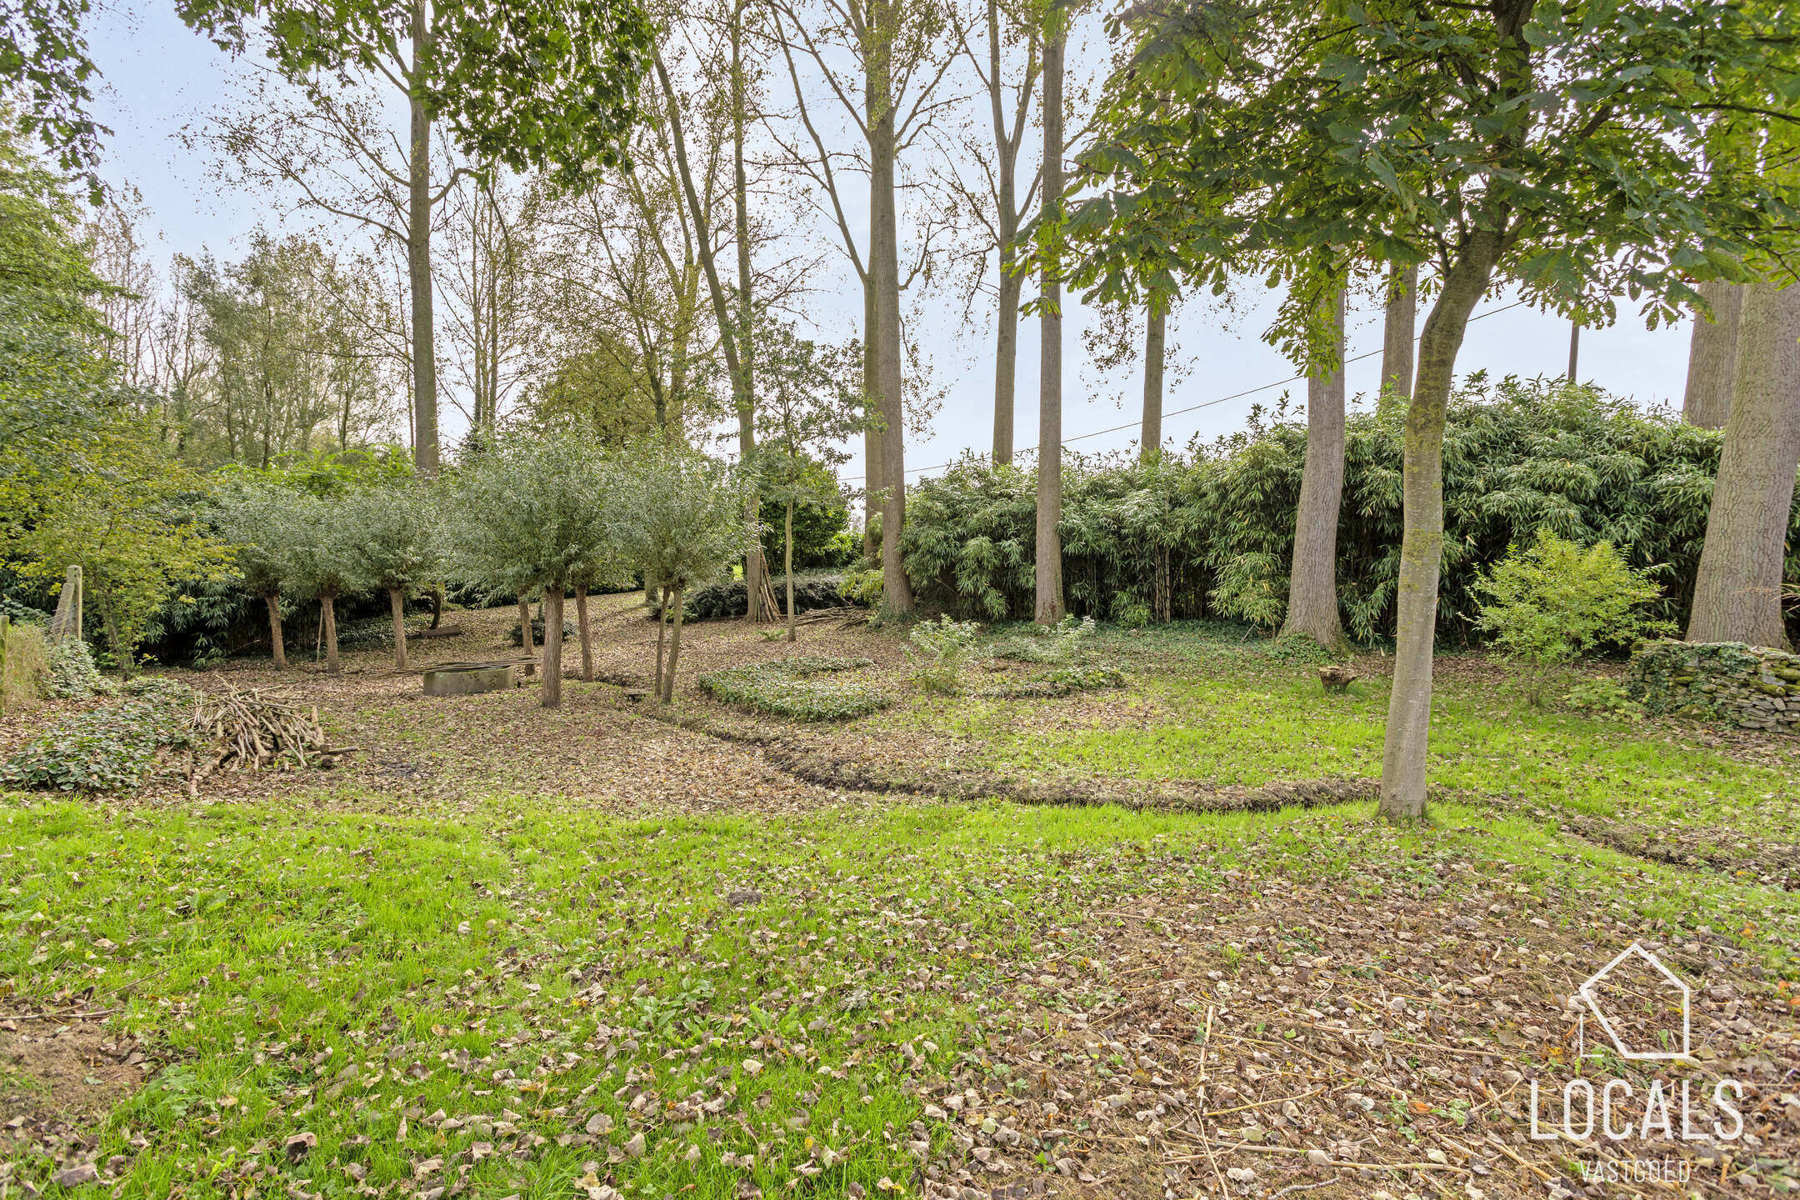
[[1, 620, 49, 709], [685, 573, 860, 622], [697, 655, 889, 720], [906, 616, 981, 694], [1, 679, 193, 791], [992, 616, 1096, 664], [47, 638, 114, 698], [982, 664, 1125, 699], [900, 376, 1797, 646], [506, 616, 579, 647]]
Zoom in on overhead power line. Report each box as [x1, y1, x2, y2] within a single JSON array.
[[844, 298, 1531, 484]]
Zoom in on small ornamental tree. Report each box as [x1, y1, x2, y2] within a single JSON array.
[[344, 484, 440, 671], [749, 321, 867, 644], [1065, 0, 1800, 820], [285, 491, 365, 675], [444, 432, 616, 706], [615, 443, 751, 703], [214, 479, 313, 668]]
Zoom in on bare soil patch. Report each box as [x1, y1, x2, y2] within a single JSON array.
[[0, 1006, 147, 1186]]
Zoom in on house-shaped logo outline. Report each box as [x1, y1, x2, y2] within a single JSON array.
[[1573, 942, 1693, 1063]]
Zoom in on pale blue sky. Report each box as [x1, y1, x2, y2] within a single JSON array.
[[84, 1, 1694, 482]]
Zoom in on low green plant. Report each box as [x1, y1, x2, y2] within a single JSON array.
[[2, 620, 50, 710], [906, 615, 981, 694], [1564, 676, 1645, 720], [1474, 531, 1670, 705], [1265, 632, 1336, 666], [46, 638, 114, 699], [697, 655, 889, 721], [993, 615, 1096, 664], [1, 679, 193, 791], [839, 567, 884, 609], [983, 664, 1126, 699]]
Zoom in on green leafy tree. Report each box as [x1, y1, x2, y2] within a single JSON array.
[[1065, 0, 1800, 820], [284, 490, 365, 675], [0, 0, 103, 193], [614, 443, 751, 703], [213, 479, 314, 668], [344, 484, 440, 671], [444, 432, 620, 706], [748, 321, 866, 643], [1474, 531, 1668, 706]]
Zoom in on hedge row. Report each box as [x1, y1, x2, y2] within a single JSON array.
[[899, 375, 1800, 645]]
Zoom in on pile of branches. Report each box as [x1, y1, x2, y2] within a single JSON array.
[[186, 685, 355, 794]]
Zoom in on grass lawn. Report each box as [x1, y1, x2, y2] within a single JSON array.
[[2, 607, 1796, 1197]]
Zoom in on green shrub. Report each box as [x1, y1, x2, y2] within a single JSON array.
[[1, 680, 193, 791], [1564, 676, 1646, 719], [697, 655, 889, 720], [1, 620, 50, 710], [983, 664, 1125, 699], [839, 567, 884, 609], [1474, 531, 1670, 704], [898, 377, 1798, 645], [906, 616, 980, 694], [993, 615, 1096, 664], [46, 638, 114, 699], [684, 573, 856, 622]]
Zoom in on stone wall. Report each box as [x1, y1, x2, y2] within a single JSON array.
[[1625, 639, 1800, 732]]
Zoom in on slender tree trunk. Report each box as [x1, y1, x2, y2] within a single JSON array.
[[540, 587, 565, 707], [1380, 264, 1417, 410], [1379, 234, 1502, 822], [1281, 288, 1347, 648], [1683, 279, 1744, 430], [1687, 279, 1800, 650], [654, 584, 669, 696], [265, 591, 286, 669], [1566, 321, 1580, 382], [1141, 302, 1165, 461], [1033, 2, 1066, 626], [407, 0, 438, 474], [869, 0, 914, 613], [322, 592, 340, 676], [99, 590, 131, 680], [863, 275, 883, 562], [662, 585, 687, 703], [517, 594, 535, 675], [575, 582, 593, 682], [730, 8, 767, 622], [785, 500, 797, 644], [994, 264, 1021, 467], [388, 586, 409, 671]]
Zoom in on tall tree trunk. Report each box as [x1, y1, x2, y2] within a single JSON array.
[[730, 7, 768, 622], [1033, 1, 1066, 626], [662, 585, 687, 703], [654, 584, 669, 696], [1683, 279, 1744, 430], [517, 594, 535, 676], [1141, 302, 1165, 461], [388, 586, 409, 671], [99, 589, 131, 680], [540, 587, 564, 707], [785, 499, 797, 644], [994, 262, 1021, 467], [863, 275, 883, 561], [1380, 264, 1416, 410], [265, 591, 286, 670], [1281, 288, 1347, 648], [1379, 234, 1502, 822], [407, 0, 438, 474], [1687, 279, 1800, 650], [869, 0, 914, 612], [322, 592, 340, 676], [1566, 320, 1580, 382], [575, 582, 593, 682]]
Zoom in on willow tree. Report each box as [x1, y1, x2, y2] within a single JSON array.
[[214, 480, 312, 668], [345, 484, 440, 671], [1065, 0, 1800, 820]]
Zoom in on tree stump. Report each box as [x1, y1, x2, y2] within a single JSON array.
[[1319, 664, 1359, 693]]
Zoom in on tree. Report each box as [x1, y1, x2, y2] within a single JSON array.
[[1033, 0, 1068, 626], [0, 0, 103, 192], [1380, 265, 1416, 408], [445, 432, 619, 706], [214, 479, 312, 668], [1687, 280, 1800, 650], [345, 484, 440, 670], [1681, 281, 1744, 430], [177, 0, 657, 474], [1281, 285, 1346, 648], [1065, 0, 1800, 820], [615, 444, 750, 702], [944, 0, 1041, 466], [286, 493, 365, 675], [749, 321, 865, 643], [768, 0, 956, 612]]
